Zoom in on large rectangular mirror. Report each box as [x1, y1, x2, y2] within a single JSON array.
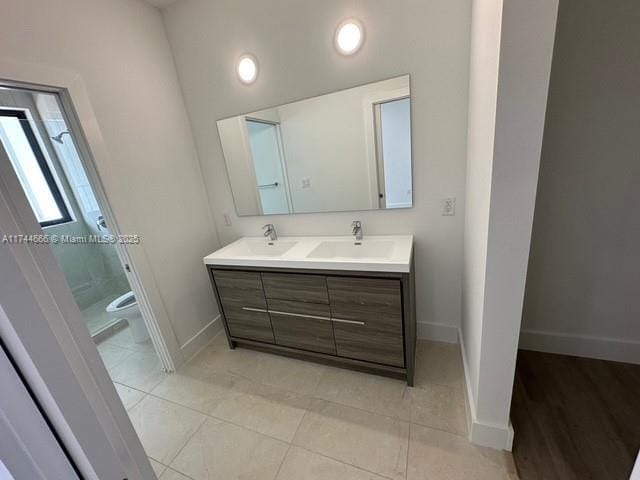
[[217, 75, 412, 216]]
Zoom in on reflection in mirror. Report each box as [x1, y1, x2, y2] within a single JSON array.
[[217, 75, 412, 216]]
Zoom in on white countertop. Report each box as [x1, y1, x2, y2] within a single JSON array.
[[203, 235, 414, 273]]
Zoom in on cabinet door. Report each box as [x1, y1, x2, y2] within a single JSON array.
[[328, 277, 404, 367], [213, 270, 274, 343], [268, 299, 335, 354]]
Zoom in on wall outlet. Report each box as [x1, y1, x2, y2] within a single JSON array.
[[301, 177, 311, 188], [442, 197, 456, 216], [223, 213, 232, 226]]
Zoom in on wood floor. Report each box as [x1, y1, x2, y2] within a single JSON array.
[[511, 350, 640, 480]]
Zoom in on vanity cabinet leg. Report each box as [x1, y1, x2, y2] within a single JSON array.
[[227, 338, 236, 350]]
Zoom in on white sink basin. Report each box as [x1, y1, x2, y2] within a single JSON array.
[[306, 240, 395, 260], [204, 235, 413, 272], [222, 238, 297, 257]]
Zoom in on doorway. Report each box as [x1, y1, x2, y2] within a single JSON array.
[[0, 84, 168, 386], [245, 118, 292, 215], [373, 97, 412, 209]]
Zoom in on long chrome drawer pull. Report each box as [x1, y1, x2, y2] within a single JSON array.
[[331, 318, 366, 326], [267, 310, 331, 321], [242, 307, 268, 313]]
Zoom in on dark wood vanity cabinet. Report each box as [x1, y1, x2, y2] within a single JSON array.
[[207, 265, 416, 385]]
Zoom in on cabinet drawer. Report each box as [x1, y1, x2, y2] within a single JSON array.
[[332, 306, 404, 367], [327, 277, 401, 311], [267, 299, 335, 355], [212, 269, 263, 290], [328, 277, 404, 367], [333, 318, 404, 367], [218, 287, 267, 311], [262, 272, 329, 304]]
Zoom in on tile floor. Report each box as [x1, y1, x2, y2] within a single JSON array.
[[103, 331, 518, 479]]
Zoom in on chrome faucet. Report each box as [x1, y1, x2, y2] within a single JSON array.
[[351, 220, 363, 241], [263, 223, 277, 241]]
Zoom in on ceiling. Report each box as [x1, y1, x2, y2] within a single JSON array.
[[143, 0, 181, 8]]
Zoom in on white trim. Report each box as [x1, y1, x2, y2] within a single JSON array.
[[519, 328, 640, 365], [416, 321, 459, 343], [458, 328, 514, 451], [179, 315, 223, 362]]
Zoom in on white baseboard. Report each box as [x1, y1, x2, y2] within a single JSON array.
[[417, 321, 458, 343], [519, 329, 640, 365], [458, 328, 513, 451], [179, 315, 222, 362]]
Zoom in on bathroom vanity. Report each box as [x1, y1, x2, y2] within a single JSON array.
[[204, 236, 416, 385]]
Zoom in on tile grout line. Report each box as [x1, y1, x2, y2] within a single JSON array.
[[292, 444, 398, 480], [140, 390, 294, 445], [160, 465, 197, 480], [122, 384, 467, 451], [179, 354, 456, 425], [405, 422, 411, 480], [101, 347, 138, 373], [162, 415, 207, 477], [129, 362, 468, 441], [289, 399, 405, 480], [135, 390, 397, 479], [122, 342, 468, 475], [272, 443, 292, 480]]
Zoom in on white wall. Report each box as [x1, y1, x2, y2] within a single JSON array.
[[0, 0, 220, 359], [163, 0, 472, 339], [461, 0, 558, 450], [520, 0, 640, 364], [461, 0, 503, 415]]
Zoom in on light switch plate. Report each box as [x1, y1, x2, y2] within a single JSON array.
[[442, 197, 456, 216]]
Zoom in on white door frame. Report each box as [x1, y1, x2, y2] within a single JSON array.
[[0, 56, 182, 372]]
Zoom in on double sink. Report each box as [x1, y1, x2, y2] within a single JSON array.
[[203, 235, 413, 273]]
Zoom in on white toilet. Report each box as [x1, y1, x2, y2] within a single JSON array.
[[106, 291, 149, 343]]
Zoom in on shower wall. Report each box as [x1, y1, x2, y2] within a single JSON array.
[[0, 90, 128, 310], [48, 222, 129, 310]]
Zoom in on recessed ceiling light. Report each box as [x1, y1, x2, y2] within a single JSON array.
[[237, 54, 258, 85], [335, 18, 365, 56]]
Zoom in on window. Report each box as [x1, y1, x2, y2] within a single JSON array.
[[0, 110, 72, 227]]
